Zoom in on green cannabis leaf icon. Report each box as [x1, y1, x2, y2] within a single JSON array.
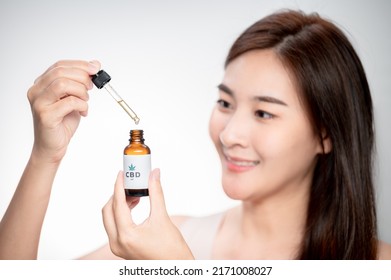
[[129, 164, 136, 171]]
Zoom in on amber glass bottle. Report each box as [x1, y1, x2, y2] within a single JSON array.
[[123, 130, 151, 196]]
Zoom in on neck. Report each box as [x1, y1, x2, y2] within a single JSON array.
[[233, 182, 310, 259], [241, 190, 308, 238]]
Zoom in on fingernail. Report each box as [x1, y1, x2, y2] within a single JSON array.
[[152, 168, 160, 181], [88, 60, 100, 73]]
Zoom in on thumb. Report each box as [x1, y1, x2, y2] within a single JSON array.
[[148, 168, 168, 219]]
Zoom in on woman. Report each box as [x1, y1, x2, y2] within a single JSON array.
[[0, 10, 390, 259]]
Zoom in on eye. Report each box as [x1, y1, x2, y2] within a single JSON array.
[[255, 110, 274, 119], [217, 99, 232, 109]]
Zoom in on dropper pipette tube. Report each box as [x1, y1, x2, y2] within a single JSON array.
[[91, 70, 140, 125], [103, 83, 140, 124]]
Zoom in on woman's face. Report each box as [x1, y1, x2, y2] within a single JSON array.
[[209, 49, 324, 202]]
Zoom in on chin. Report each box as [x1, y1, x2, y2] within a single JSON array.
[[221, 177, 252, 201]]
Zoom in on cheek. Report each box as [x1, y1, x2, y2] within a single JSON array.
[[263, 123, 320, 169], [208, 108, 224, 145], [287, 122, 319, 154]]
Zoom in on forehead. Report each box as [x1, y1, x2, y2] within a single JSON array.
[[222, 49, 300, 105]]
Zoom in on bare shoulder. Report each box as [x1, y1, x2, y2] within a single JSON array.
[[378, 240, 391, 260]]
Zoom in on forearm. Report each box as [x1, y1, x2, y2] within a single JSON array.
[[0, 151, 60, 259]]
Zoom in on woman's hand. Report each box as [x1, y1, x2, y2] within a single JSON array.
[[27, 60, 100, 163], [102, 169, 194, 260]]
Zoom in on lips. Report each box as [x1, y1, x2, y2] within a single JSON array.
[[224, 154, 260, 172]]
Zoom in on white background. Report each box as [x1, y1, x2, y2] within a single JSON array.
[[0, 0, 390, 259]]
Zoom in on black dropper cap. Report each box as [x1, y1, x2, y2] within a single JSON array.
[[91, 70, 111, 89]]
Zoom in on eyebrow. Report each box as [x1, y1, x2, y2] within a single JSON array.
[[217, 83, 288, 106]]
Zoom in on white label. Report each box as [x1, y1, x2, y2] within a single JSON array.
[[123, 154, 151, 190]]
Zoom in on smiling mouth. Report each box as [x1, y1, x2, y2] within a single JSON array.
[[224, 155, 260, 172], [226, 156, 260, 166]]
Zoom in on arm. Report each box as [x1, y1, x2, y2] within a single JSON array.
[[0, 153, 60, 259], [0, 60, 100, 259]]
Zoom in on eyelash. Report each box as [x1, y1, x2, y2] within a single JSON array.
[[217, 99, 274, 119], [217, 99, 231, 109], [255, 110, 274, 119]]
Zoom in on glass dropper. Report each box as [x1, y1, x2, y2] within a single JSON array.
[[91, 70, 140, 125]]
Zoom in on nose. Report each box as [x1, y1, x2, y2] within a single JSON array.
[[219, 111, 249, 148]]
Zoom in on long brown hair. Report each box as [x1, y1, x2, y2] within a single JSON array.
[[226, 10, 377, 259]]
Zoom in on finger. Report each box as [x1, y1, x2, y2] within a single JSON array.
[[113, 171, 136, 232], [29, 60, 101, 106], [46, 78, 90, 103], [89, 60, 101, 71], [33, 60, 101, 97], [48, 96, 88, 123], [80, 109, 89, 118], [126, 196, 141, 210], [28, 78, 90, 114], [148, 168, 169, 219], [36, 60, 101, 83], [29, 73, 92, 106], [102, 196, 118, 244], [37, 67, 94, 94]]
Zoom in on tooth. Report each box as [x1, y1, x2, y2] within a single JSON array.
[[231, 160, 257, 166]]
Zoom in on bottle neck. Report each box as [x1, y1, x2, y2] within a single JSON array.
[[129, 129, 144, 143]]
